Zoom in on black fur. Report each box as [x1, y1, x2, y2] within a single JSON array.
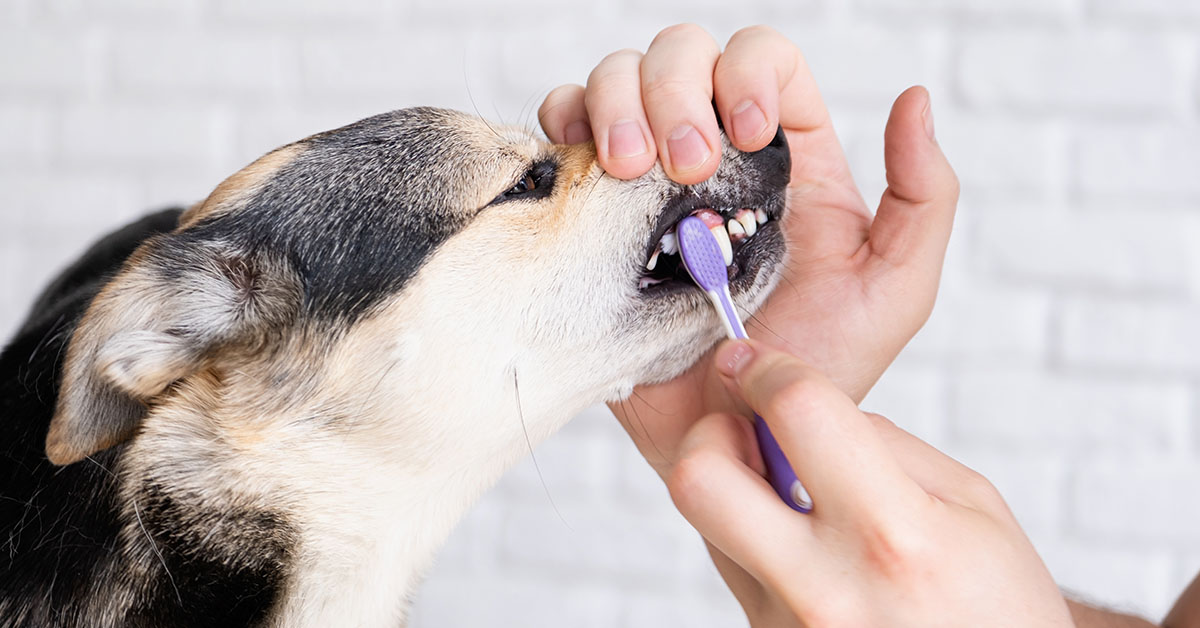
[[1, 107, 498, 626], [182, 107, 494, 323], [0, 209, 293, 627]]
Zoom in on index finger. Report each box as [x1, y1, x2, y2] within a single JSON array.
[[714, 339, 926, 523]]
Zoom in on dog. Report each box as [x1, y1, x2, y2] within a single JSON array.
[[0, 106, 791, 627]]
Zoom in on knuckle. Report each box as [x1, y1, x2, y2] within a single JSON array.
[[859, 520, 929, 582], [588, 50, 642, 83], [640, 76, 699, 103], [730, 23, 779, 43], [799, 588, 863, 628], [655, 22, 711, 44], [762, 375, 828, 421], [665, 449, 719, 510], [961, 470, 1005, 509]]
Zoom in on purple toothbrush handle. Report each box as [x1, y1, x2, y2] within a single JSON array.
[[754, 414, 812, 513], [674, 215, 812, 513]]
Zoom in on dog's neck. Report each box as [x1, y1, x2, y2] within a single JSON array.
[[120, 345, 592, 627]]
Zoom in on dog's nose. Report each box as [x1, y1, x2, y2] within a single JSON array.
[[744, 124, 791, 190]]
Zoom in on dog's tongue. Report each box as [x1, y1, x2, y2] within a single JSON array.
[[689, 208, 724, 229]]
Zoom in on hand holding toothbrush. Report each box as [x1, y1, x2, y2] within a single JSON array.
[[666, 338, 1074, 628], [540, 24, 960, 478]]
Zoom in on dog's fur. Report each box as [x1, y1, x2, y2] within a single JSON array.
[[0, 107, 790, 627]]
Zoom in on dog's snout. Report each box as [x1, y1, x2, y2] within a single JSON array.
[[743, 124, 791, 189]]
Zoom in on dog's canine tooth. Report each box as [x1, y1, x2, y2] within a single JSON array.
[[737, 209, 757, 237], [660, 231, 678, 255], [755, 209, 768, 225], [727, 217, 746, 241], [646, 248, 660, 271], [710, 224, 734, 265]]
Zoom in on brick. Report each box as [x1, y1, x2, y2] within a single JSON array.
[[860, 363, 947, 447], [933, 115, 1066, 198], [1043, 542, 1175, 620], [213, 0, 400, 23], [975, 208, 1193, 292], [0, 0, 32, 24], [0, 29, 91, 92], [950, 449, 1066, 538], [300, 33, 486, 103], [951, 369, 1190, 453], [500, 503, 685, 581], [904, 281, 1051, 363], [233, 107, 366, 162], [410, 574, 621, 628], [1073, 459, 1200, 546], [960, 31, 1183, 113], [39, 0, 203, 21], [795, 25, 934, 104], [498, 417, 623, 503], [0, 104, 53, 166], [1076, 125, 1200, 201], [1060, 297, 1200, 372], [855, 0, 1076, 20], [112, 31, 295, 95], [623, 591, 747, 627], [1090, 0, 1200, 22], [0, 172, 144, 340], [59, 105, 225, 168]]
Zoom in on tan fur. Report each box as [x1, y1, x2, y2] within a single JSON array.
[[179, 144, 305, 229], [40, 108, 789, 626]]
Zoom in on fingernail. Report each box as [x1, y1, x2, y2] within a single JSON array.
[[730, 100, 766, 146], [667, 124, 711, 172], [922, 95, 935, 141], [564, 120, 592, 145], [714, 340, 755, 378], [607, 119, 646, 158]]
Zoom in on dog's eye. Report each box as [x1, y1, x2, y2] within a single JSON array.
[[490, 161, 555, 206], [509, 173, 536, 195]]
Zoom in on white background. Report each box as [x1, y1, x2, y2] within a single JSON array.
[[2, 0, 1198, 624]]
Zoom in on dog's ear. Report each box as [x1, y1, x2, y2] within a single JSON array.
[[45, 237, 301, 465]]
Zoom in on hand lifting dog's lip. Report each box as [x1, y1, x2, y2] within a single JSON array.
[[0, 106, 790, 627]]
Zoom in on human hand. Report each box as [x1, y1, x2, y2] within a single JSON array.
[[539, 24, 959, 477], [666, 339, 1074, 627]]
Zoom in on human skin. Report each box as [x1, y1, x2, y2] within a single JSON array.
[[668, 338, 1075, 626], [540, 23, 1174, 628]]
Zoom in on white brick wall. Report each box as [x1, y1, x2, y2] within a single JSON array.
[[2, 1, 1198, 624]]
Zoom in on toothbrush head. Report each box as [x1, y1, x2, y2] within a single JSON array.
[[677, 215, 730, 292]]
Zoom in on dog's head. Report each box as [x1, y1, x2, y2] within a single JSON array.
[[45, 107, 790, 466]]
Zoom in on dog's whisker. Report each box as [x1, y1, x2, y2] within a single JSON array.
[[511, 366, 571, 530], [132, 497, 182, 606]]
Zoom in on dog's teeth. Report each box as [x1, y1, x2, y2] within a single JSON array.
[[710, 224, 734, 265], [660, 232, 678, 255], [727, 217, 746, 240], [639, 276, 668, 290], [755, 209, 768, 225], [646, 248, 660, 271], [736, 209, 757, 237]]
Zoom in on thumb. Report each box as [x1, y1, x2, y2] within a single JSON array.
[[868, 85, 959, 280]]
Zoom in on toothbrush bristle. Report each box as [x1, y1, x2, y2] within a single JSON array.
[[677, 216, 730, 291]]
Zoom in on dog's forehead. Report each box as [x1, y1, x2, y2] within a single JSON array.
[[179, 107, 543, 323]]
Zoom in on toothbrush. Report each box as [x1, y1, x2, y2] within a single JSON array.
[[676, 214, 813, 513]]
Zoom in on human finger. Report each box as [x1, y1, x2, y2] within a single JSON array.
[[638, 23, 722, 184], [538, 83, 592, 145], [667, 412, 809, 580], [583, 48, 658, 179], [866, 86, 960, 295], [713, 340, 927, 522], [865, 413, 1005, 511], [713, 25, 793, 151]]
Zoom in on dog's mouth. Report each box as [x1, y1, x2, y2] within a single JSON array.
[[637, 195, 783, 297]]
